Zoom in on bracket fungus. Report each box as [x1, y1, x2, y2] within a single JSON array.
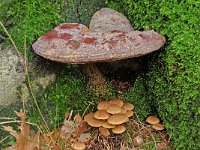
[[32, 8, 166, 96], [89, 8, 134, 32], [32, 23, 165, 64]]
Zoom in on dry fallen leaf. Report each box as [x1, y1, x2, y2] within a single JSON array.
[[3, 126, 18, 139], [62, 120, 76, 133], [3, 109, 40, 150], [73, 121, 88, 138], [4, 110, 89, 150], [74, 114, 83, 124], [39, 128, 62, 150], [60, 113, 89, 140], [78, 133, 91, 142]]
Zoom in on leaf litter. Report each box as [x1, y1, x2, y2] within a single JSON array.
[[2, 109, 173, 150]]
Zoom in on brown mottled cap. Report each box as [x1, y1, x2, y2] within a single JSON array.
[[124, 110, 134, 118], [122, 102, 134, 111], [118, 108, 127, 115], [84, 112, 104, 127], [106, 104, 121, 114], [89, 8, 134, 32], [152, 123, 165, 131], [94, 110, 110, 120], [71, 141, 86, 150], [99, 127, 110, 137], [112, 125, 126, 134], [97, 101, 110, 110], [84, 112, 94, 122], [32, 23, 166, 64], [102, 121, 116, 129], [146, 116, 160, 125], [107, 114, 128, 125], [109, 98, 124, 107]]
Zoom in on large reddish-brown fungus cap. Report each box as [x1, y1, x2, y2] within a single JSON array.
[[32, 23, 165, 64]]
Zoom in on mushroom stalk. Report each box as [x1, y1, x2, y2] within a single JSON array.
[[83, 63, 109, 96]]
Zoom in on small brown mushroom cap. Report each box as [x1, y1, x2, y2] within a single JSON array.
[[112, 125, 126, 134], [84, 113, 104, 127], [106, 104, 121, 114], [122, 102, 134, 111], [118, 108, 127, 114], [99, 127, 110, 137], [72, 141, 86, 150], [146, 116, 160, 125], [152, 123, 165, 131], [124, 110, 134, 118], [84, 112, 94, 122], [125, 117, 129, 123], [94, 110, 110, 120], [102, 121, 116, 129], [109, 98, 124, 107], [107, 114, 128, 125], [97, 101, 110, 110]]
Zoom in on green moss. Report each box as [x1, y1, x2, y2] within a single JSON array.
[[107, 0, 200, 149], [65, 0, 106, 25], [0, 0, 106, 59], [26, 63, 115, 129], [0, 0, 65, 59], [0, 0, 106, 148], [124, 74, 153, 121], [26, 65, 94, 128], [0, 0, 107, 126]]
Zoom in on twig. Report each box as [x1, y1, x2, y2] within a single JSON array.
[[23, 33, 56, 145], [0, 120, 39, 126], [0, 21, 21, 57], [0, 136, 10, 144], [126, 130, 134, 146], [0, 117, 17, 120], [82, 101, 94, 118], [0, 120, 21, 125]]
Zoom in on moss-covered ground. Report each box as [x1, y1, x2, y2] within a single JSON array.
[[107, 0, 200, 149], [0, 0, 107, 148], [0, 0, 199, 149]]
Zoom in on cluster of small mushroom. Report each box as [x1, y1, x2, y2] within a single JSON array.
[[84, 98, 134, 136], [146, 115, 165, 131]]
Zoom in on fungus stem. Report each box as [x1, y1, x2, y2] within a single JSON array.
[[83, 63, 108, 97]]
